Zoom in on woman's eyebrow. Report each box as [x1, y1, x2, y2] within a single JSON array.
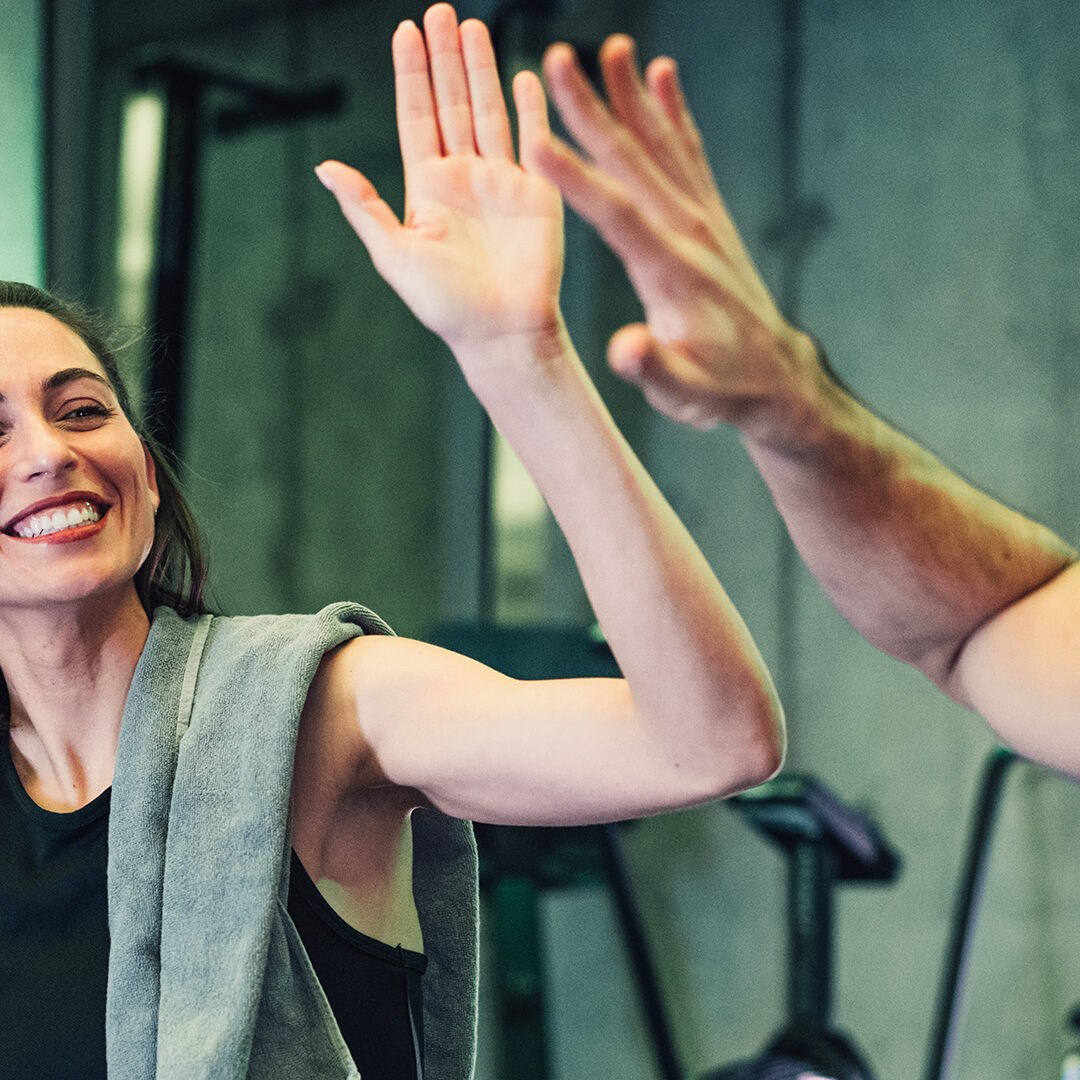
[[0, 368, 116, 404], [43, 367, 116, 394]]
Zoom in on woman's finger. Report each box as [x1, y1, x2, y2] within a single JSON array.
[[422, 3, 476, 154], [315, 160, 403, 277], [513, 70, 551, 173], [393, 20, 442, 184], [461, 18, 513, 160]]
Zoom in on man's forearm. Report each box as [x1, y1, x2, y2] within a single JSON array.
[[741, 345, 1077, 697], [534, 36, 1077, 703]]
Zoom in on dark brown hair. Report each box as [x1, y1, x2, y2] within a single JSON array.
[[0, 280, 210, 618]]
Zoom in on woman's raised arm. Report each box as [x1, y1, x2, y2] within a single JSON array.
[[310, 4, 784, 825]]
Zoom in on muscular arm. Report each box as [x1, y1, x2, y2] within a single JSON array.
[[532, 33, 1079, 772], [308, 5, 783, 826], [744, 347, 1076, 696]]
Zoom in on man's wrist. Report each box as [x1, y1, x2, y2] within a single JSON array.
[[734, 328, 846, 453]]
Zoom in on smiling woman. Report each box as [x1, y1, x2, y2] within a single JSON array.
[[0, 281, 207, 619], [0, 6, 785, 1080], [0, 347, 150, 613]]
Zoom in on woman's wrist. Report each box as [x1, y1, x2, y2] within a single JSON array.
[[448, 315, 579, 399]]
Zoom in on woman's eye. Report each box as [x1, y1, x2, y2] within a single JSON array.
[[60, 403, 115, 425]]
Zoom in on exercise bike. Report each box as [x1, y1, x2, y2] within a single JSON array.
[[700, 774, 899, 1080]]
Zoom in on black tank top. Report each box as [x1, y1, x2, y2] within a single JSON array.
[[0, 741, 426, 1079]]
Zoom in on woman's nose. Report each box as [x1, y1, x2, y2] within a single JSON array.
[[9, 419, 78, 482]]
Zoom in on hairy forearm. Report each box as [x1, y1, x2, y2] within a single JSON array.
[[535, 28, 1076, 708], [741, 343, 1078, 697]]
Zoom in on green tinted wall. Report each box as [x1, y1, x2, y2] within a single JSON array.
[[0, 0, 43, 285]]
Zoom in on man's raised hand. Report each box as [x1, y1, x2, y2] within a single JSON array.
[[535, 34, 819, 434]]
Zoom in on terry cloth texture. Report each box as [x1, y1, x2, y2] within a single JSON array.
[[106, 603, 479, 1080]]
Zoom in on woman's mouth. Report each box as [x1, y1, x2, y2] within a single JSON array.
[[7, 501, 104, 539]]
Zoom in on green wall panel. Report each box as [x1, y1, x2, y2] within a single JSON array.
[[0, 0, 43, 285]]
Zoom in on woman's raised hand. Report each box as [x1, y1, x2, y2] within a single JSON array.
[[316, 4, 564, 361], [534, 35, 817, 433]]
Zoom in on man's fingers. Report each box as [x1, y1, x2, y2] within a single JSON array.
[[598, 34, 649, 127], [461, 18, 513, 160], [644, 56, 688, 130], [643, 56, 718, 202], [530, 133, 666, 271], [542, 43, 622, 160], [598, 35, 691, 184], [532, 131, 741, 299], [544, 42, 695, 228], [423, 3, 475, 154], [600, 38, 698, 194]]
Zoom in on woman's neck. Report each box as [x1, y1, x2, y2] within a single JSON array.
[[1, 588, 151, 811]]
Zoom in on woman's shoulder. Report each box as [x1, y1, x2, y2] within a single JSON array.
[[181, 601, 395, 642], [155, 601, 397, 689]]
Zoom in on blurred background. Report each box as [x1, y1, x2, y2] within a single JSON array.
[[4, 1, 1080, 1078]]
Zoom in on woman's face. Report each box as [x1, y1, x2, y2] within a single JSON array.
[[0, 307, 159, 611]]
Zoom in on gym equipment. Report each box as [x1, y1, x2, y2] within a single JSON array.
[[702, 775, 900, 1080], [428, 622, 681, 1080], [1062, 1005, 1080, 1080], [922, 747, 1018, 1080]]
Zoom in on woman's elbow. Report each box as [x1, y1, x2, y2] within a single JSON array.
[[742, 714, 787, 789], [693, 691, 787, 802], [729, 700, 787, 794]]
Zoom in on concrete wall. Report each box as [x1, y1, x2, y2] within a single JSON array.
[[617, 2, 1080, 1079], [794, 5, 1080, 1077], [90, 2, 1080, 1079], [0, 0, 43, 284]]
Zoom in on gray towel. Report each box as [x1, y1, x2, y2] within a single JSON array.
[[107, 603, 479, 1079]]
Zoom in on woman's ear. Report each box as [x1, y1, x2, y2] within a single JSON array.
[[142, 442, 161, 515]]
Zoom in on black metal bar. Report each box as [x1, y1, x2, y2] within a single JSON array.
[[491, 876, 549, 1080], [769, 0, 833, 718], [136, 57, 344, 453], [733, 774, 900, 883], [215, 83, 344, 135], [778, 0, 805, 316], [149, 66, 203, 453], [599, 824, 684, 1080], [477, 420, 496, 622], [788, 839, 835, 1028], [136, 56, 338, 111], [922, 747, 1019, 1080]]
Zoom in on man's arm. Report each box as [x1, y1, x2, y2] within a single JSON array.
[[533, 33, 1078, 772], [742, 361, 1076, 696]]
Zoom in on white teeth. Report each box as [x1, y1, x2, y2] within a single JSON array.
[[11, 501, 101, 539]]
